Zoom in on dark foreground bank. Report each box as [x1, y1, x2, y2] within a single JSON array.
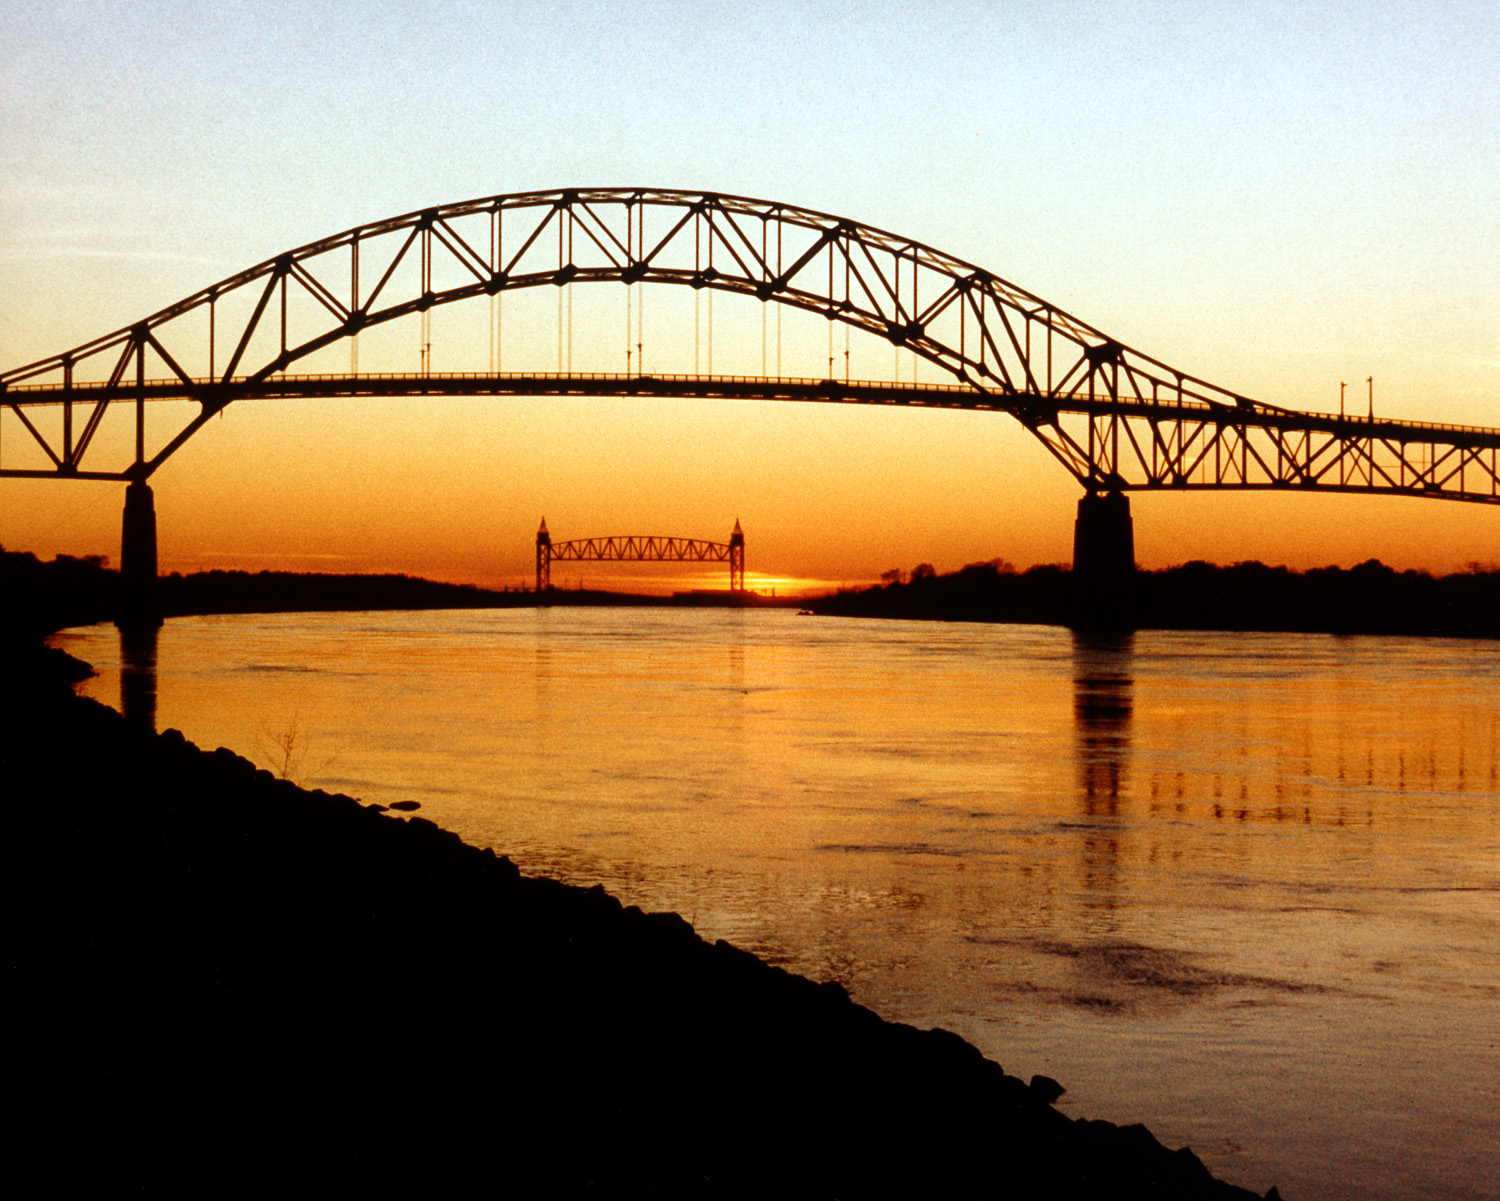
[[3, 637, 1277, 1200]]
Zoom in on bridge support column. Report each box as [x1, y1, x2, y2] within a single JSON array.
[[119, 480, 161, 627], [1071, 491, 1137, 631]]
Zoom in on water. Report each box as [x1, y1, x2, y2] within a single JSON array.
[[55, 609, 1500, 1200]]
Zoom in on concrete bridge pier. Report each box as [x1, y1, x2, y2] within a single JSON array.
[[1071, 491, 1137, 631], [119, 480, 161, 627]]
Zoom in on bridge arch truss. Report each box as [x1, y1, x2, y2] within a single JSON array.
[[3, 187, 1498, 507]]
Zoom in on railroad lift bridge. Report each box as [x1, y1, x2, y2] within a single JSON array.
[[3, 187, 1498, 620], [535, 519, 745, 595]]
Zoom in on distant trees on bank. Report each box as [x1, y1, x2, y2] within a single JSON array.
[[812, 557, 1500, 639]]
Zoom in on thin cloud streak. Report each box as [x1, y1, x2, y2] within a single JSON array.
[[0, 245, 236, 267]]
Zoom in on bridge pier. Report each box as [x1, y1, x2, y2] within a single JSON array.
[[1071, 491, 1137, 631], [119, 480, 161, 627]]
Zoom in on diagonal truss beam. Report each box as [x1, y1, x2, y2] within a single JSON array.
[[550, 535, 734, 562]]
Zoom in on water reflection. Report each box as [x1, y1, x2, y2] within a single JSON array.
[[725, 611, 746, 695], [1072, 632, 1134, 912], [51, 612, 1500, 1201], [118, 622, 159, 733], [1072, 631, 1134, 810]]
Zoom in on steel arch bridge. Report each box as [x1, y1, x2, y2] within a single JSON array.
[[3, 185, 1497, 508]]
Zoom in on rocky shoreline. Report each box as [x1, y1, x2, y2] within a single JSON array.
[[4, 633, 1278, 1199]]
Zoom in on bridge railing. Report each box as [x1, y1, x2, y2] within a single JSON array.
[[3, 369, 985, 397]]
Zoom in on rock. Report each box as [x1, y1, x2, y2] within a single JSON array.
[[1030, 1074, 1067, 1104], [819, 979, 850, 1004], [642, 910, 698, 943], [927, 1025, 983, 1061], [389, 800, 420, 811], [582, 883, 623, 914]]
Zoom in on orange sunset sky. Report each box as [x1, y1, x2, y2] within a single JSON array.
[[2, 2, 1496, 594]]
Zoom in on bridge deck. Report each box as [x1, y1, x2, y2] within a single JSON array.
[[6, 371, 1498, 503], [7, 370, 1498, 449]]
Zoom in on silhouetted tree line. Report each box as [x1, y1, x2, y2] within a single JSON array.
[[1137, 559, 1500, 637], [822, 560, 1072, 625], [811, 557, 1500, 638], [0, 549, 530, 633], [0, 547, 119, 636], [155, 568, 523, 615]]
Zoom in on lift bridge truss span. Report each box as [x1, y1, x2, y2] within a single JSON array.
[[536, 520, 745, 593], [3, 186, 1498, 506]]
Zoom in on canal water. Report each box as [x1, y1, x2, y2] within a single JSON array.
[[55, 608, 1500, 1200]]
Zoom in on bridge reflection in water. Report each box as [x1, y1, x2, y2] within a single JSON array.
[[1072, 632, 1134, 911], [1073, 632, 1134, 809], [119, 622, 159, 732]]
